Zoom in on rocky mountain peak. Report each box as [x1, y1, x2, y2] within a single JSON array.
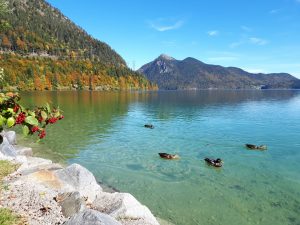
[[138, 55, 299, 90], [157, 54, 175, 61]]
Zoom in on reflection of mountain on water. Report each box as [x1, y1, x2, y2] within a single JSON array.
[[134, 90, 300, 120], [18, 90, 300, 161], [20, 91, 136, 161], [141, 90, 300, 106]]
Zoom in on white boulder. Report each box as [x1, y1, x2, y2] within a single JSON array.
[[0, 143, 17, 157], [4, 131, 17, 145], [93, 192, 160, 225], [54, 164, 102, 202], [64, 209, 122, 225], [14, 145, 33, 156], [17, 157, 53, 172]]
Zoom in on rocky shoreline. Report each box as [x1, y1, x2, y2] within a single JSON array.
[[0, 131, 163, 225]]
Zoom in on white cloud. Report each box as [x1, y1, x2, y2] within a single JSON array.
[[230, 37, 268, 48], [249, 37, 268, 45], [207, 30, 219, 36], [149, 20, 184, 32], [241, 26, 252, 32]]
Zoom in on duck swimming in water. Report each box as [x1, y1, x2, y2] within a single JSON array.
[[158, 153, 180, 160], [144, 124, 154, 129], [245, 144, 267, 150], [204, 158, 223, 167]]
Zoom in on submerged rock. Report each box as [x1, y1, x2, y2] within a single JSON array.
[[64, 209, 121, 225]]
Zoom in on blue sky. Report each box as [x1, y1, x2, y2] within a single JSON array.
[[47, 0, 300, 78]]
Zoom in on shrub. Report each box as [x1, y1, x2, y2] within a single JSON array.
[[0, 92, 63, 143]]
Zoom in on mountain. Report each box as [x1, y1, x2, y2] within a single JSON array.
[[0, 0, 124, 64], [138, 54, 300, 90], [0, 0, 157, 91]]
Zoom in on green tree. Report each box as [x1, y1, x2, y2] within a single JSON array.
[[0, 0, 8, 91], [0, 0, 10, 31], [0, 0, 8, 15]]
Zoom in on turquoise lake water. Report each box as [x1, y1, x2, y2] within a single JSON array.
[[19, 90, 300, 225]]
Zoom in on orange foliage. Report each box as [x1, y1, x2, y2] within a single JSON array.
[[0, 54, 157, 91], [2, 35, 12, 49]]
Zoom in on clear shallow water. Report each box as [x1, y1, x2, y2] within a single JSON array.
[[19, 90, 300, 225]]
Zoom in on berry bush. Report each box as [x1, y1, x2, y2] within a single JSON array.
[[0, 92, 63, 144]]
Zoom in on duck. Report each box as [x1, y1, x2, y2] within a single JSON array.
[[158, 153, 180, 160], [245, 144, 267, 150], [144, 124, 154, 129], [204, 158, 223, 167]]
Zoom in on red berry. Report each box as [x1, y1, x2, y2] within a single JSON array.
[[48, 117, 58, 124], [38, 130, 46, 139], [16, 113, 26, 124], [13, 105, 20, 113], [31, 126, 39, 133]]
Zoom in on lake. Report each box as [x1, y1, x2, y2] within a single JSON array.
[[19, 90, 300, 225]]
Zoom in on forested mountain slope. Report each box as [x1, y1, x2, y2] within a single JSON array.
[[0, 0, 157, 90]]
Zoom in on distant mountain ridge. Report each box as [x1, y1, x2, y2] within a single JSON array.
[[139, 54, 300, 90]]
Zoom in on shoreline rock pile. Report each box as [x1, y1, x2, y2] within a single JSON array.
[[0, 131, 160, 225]]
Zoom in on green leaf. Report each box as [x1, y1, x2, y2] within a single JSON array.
[[28, 111, 36, 117], [20, 105, 25, 111], [7, 117, 15, 128], [54, 111, 61, 118], [45, 103, 50, 113], [7, 108, 14, 114], [25, 116, 38, 126], [0, 115, 4, 127], [22, 125, 29, 136], [41, 111, 47, 120]]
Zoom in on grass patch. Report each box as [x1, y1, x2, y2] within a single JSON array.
[[0, 208, 21, 225], [0, 160, 19, 181], [0, 160, 22, 225]]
